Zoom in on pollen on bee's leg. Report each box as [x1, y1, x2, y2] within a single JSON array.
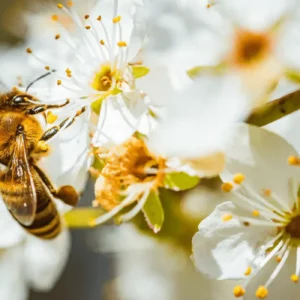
[[37, 141, 49, 152], [221, 182, 233, 192], [222, 214, 233, 222], [233, 173, 245, 184], [290, 274, 299, 283], [244, 266, 252, 276], [233, 285, 245, 297], [256, 286, 268, 299]]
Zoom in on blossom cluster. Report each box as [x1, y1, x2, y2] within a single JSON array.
[[2, 0, 300, 299]]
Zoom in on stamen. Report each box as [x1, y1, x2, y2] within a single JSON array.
[[85, 14, 90, 19], [37, 141, 49, 152], [85, 25, 91, 30], [255, 286, 268, 299], [65, 68, 72, 77], [100, 39, 105, 45], [51, 14, 59, 21], [263, 189, 271, 197], [222, 214, 232, 222], [57, 80, 62, 85], [117, 41, 127, 47], [233, 173, 245, 184], [244, 267, 252, 276], [26, 48, 33, 54], [55, 34, 61, 40], [57, 3, 63, 9], [290, 274, 298, 283], [276, 256, 282, 263], [252, 210, 260, 217], [67, 0, 73, 7], [221, 182, 233, 192], [113, 16, 121, 23], [233, 286, 245, 298], [97, 15, 102, 21], [45, 66, 50, 71], [46, 111, 58, 124], [288, 155, 300, 166]]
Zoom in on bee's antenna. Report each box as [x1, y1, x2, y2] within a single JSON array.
[[26, 70, 56, 92]]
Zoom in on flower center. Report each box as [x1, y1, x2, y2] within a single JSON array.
[[285, 215, 300, 239], [91, 64, 113, 92], [231, 30, 272, 67]]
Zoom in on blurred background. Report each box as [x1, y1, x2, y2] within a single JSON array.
[[0, 1, 235, 299]]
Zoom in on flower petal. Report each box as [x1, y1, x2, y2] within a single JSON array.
[[192, 202, 276, 280], [24, 229, 71, 292], [221, 124, 300, 208]]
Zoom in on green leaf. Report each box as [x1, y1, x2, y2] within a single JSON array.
[[164, 172, 200, 191], [285, 69, 300, 84], [132, 66, 150, 79], [142, 191, 164, 233]]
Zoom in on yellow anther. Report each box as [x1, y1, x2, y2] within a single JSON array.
[[65, 68, 72, 75], [221, 182, 233, 192], [291, 274, 299, 283], [276, 256, 282, 263], [233, 285, 245, 298], [263, 189, 271, 197], [85, 14, 90, 19], [244, 267, 252, 276], [57, 3, 63, 9], [26, 48, 32, 54], [252, 210, 260, 217], [67, 0, 73, 7], [256, 286, 268, 299], [117, 41, 127, 47], [55, 34, 61, 40], [97, 15, 102, 21], [85, 25, 91, 30], [46, 111, 58, 124], [57, 80, 62, 85], [288, 155, 300, 165], [100, 39, 105, 45], [45, 66, 50, 71], [37, 141, 49, 152], [233, 173, 245, 184], [222, 214, 233, 222], [113, 15, 121, 23], [51, 14, 59, 21]]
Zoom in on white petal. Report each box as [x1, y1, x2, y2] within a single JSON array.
[[0, 246, 28, 300], [221, 124, 300, 208], [244, 248, 298, 300], [24, 229, 71, 292], [148, 75, 250, 159], [192, 202, 276, 280]]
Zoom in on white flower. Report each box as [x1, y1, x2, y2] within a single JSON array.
[[192, 124, 300, 299]]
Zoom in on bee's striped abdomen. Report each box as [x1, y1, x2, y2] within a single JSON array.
[[23, 193, 61, 239]]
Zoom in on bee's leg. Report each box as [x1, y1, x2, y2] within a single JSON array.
[[39, 107, 86, 142], [25, 99, 70, 115], [33, 165, 79, 206]]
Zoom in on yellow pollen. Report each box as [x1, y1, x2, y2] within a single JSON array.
[[57, 3, 63, 9], [100, 39, 105, 45], [85, 14, 90, 19], [97, 15, 102, 21], [113, 15, 121, 23], [67, 0, 73, 7], [57, 80, 62, 85], [221, 182, 233, 192], [46, 111, 58, 124], [263, 189, 271, 197], [55, 34, 61, 40], [276, 256, 282, 263], [288, 155, 300, 165], [252, 210, 260, 217], [256, 286, 268, 299], [233, 173, 245, 184], [45, 66, 50, 71], [37, 141, 48, 152], [233, 285, 245, 298], [222, 214, 233, 222], [26, 48, 32, 54], [291, 274, 299, 283], [51, 14, 59, 21], [117, 41, 127, 47], [85, 25, 91, 30], [244, 267, 252, 276]]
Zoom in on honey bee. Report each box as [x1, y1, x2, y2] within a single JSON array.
[[0, 87, 85, 239]]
